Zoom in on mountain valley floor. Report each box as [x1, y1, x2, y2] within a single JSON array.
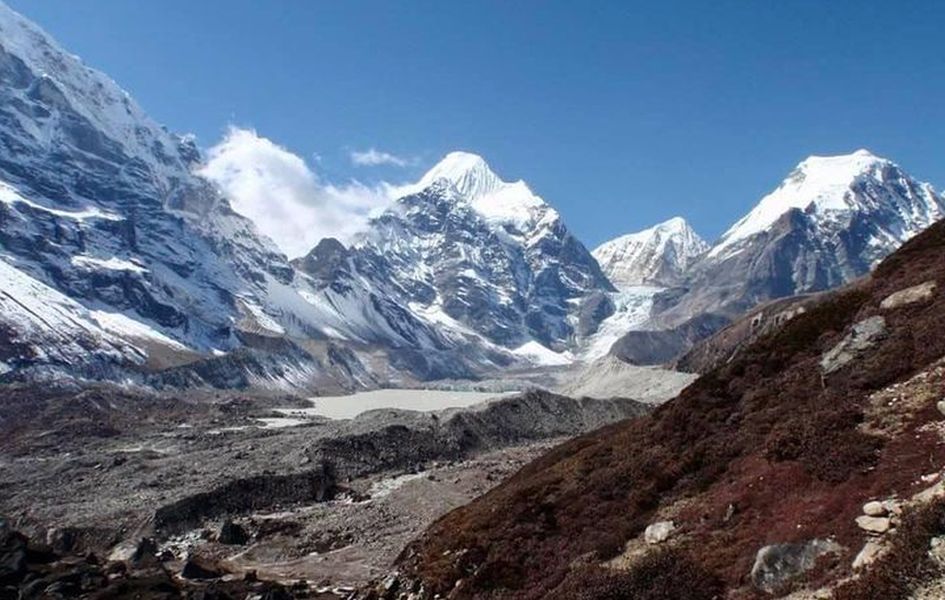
[[0, 373, 680, 598]]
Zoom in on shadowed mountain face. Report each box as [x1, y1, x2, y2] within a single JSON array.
[[0, 4, 305, 377], [389, 216, 945, 600], [668, 150, 944, 323]]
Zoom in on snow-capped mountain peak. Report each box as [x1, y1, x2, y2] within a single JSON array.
[[408, 151, 550, 230], [707, 149, 929, 259], [417, 151, 504, 200], [659, 149, 945, 332], [593, 217, 708, 288]]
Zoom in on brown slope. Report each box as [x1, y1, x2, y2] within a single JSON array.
[[390, 218, 945, 599], [673, 292, 823, 374]]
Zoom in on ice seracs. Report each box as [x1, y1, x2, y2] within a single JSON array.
[[593, 217, 708, 289]]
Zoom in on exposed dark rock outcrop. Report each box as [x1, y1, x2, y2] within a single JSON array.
[[0, 519, 297, 599], [609, 312, 729, 365], [153, 466, 337, 534]]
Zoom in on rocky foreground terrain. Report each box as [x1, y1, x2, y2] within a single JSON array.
[[373, 218, 945, 598], [0, 384, 661, 598]]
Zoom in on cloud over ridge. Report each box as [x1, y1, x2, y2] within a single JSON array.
[[199, 128, 392, 258]]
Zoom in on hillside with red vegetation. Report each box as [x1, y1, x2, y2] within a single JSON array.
[[382, 219, 945, 599]]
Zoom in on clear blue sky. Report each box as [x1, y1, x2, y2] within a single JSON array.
[[8, 0, 945, 246]]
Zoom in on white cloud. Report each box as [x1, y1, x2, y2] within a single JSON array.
[[350, 147, 413, 167], [198, 128, 392, 258]]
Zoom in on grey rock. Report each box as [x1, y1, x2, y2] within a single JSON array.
[[610, 312, 730, 365], [880, 280, 937, 310], [853, 540, 884, 570], [106, 541, 138, 563], [855, 515, 891, 534], [820, 316, 887, 374], [644, 520, 675, 544], [750, 539, 842, 593], [862, 501, 887, 517]]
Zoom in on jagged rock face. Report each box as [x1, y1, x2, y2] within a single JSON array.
[[0, 4, 612, 381], [601, 150, 943, 365], [291, 237, 350, 288], [344, 153, 614, 350], [0, 4, 308, 376], [593, 217, 708, 289]]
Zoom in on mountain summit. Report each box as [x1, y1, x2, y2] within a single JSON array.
[[709, 149, 942, 260], [593, 217, 708, 289], [407, 151, 551, 231], [659, 149, 945, 327], [416, 151, 506, 200], [340, 151, 614, 356]]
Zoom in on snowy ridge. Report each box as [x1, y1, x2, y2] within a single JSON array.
[[593, 217, 708, 288], [0, 3, 194, 184], [0, 256, 180, 369]]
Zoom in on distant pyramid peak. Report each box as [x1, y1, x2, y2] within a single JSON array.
[[417, 151, 506, 201], [398, 151, 552, 230]]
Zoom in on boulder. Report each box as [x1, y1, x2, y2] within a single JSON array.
[[643, 521, 675, 544], [820, 316, 887, 374], [750, 539, 842, 593], [218, 520, 250, 545], [180, 555, 225, 580], [853, 540, 884, 570], [880, 281, 937, 310], [855, 515, 891, 534], [106, 541, 138, 563], [45, 527, 79, 554], [0, 526, 28, 585], [913, 479, 945, 504], [862, 501, 887, 517], [130, 538, 159, 566]]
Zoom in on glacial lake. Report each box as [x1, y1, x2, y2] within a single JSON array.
[[274, 388, 516, 421]]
